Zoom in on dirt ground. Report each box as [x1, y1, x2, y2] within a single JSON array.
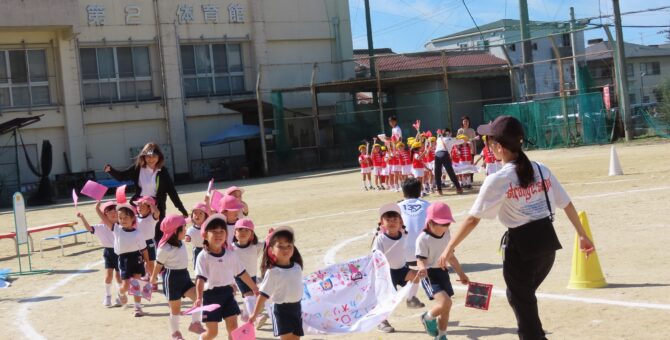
[[1, 140, 670, 340]]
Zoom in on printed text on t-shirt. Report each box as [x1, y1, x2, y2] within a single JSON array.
[[506, 179, 552, 201]]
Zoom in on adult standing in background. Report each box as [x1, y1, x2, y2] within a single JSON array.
[[438, 116, 595, 339], [389, 116, 402, 140], [433, 129, 464, 195], [104, 142, 188, 241], [457, 116, 477, 187]]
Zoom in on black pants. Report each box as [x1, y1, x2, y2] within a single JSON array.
[[503, 248, 555, 340], [434, 150, 461, 190]]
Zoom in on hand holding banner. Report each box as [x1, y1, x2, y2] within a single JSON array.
[[80, 180, 108, 201]]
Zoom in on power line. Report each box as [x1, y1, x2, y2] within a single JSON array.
[[581, 5, 670, 22], [461, 0, 484, 41]]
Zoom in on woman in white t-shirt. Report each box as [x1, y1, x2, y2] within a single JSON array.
[[437, 116, 595, 340]]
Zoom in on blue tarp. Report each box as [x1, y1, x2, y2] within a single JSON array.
[[199, 124, 271, 147]]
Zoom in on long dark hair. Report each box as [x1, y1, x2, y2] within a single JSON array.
[[166, 226, 184, 247], [490, 135, 534, 188], [202, 217, 227, 251], [261, 230, 303, 277]]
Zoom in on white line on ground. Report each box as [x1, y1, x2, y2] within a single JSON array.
[[579, 179, 635, 185], [573, 185, 670, 199], [16, 260, 103, 340]]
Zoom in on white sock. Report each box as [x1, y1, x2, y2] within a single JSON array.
[[438, 328, 447, 336], [424, 311, 437, 320], [408, 284, 419, 300], [169, 314, 180, 333], [191, 311, 201, 323], [362, 180, 366, 187], [244, 296, 257, 316], [134, 302, 141, 308], [105, 283, 112, 296]]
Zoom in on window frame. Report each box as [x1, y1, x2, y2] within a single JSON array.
[[0, 49, 51, 108], [180, 42, 246, 98], [79, 46, 153, 104], [640, 61, 660, 75]]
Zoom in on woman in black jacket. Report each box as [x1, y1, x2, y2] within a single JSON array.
[[104, 142, 188, 241]]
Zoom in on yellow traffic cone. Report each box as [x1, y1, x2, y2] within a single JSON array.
[[567, 211, 607, 289]]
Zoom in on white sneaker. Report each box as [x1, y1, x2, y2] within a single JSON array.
[[103, 295, 112, 307]]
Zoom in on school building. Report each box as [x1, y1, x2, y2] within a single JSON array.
[[0, 0, 353, 196]]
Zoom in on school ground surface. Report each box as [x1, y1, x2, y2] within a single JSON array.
[[1, 140, 670, 340]]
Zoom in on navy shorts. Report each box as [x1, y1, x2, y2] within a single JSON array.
[[234, 276, 256, 295], [192, 247, 203, 269], [162, 268, 195, 301], [390, 266, 409, 289], [103, 247, 119, 271], [272, 301, 304, 337], [118, 251, 145, 280], [202, 285, 240, 322], [421, 267, 454, 300], [145, 239, 156, 261]]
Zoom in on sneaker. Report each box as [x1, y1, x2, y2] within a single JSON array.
[[188, 321, 206, 334], [363, 186, 368, 191], [421, 312, 438, 337], [113, 296, 122, 307], [256, 313, 269, 330], [377, 320, 395, 333], [406, 296, 425, 309], [118, 293, 128, 306], [171, 331, 185, 340], [103, 295, 112, 307], [133, 306, 145, 317], [434, 335, 448, 340]]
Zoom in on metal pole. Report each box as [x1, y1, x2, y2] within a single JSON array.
[[611, 0, 633, 141], [310, 63, 322, 165], [363, 0, 375, 77], [255, 64, 269, 176], [441, 51, 453, 130], [570, 7, 581, 94], [519, 0, 535, 99], [640, 73, 645, 103], [375, 67, 384, 133], [14, 129, 21, 192], [549, 36, 570, 142]]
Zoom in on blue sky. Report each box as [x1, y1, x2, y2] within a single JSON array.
[[348, 0, 670, 53]]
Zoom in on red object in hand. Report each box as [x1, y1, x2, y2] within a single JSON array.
[[116, 185, 127, 204]]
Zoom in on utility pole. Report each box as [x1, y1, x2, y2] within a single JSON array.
[[363, 0, 375, 77], [519, 0, 535, 99], [612, 0, 633, 141], [569, 7, 581, 94]]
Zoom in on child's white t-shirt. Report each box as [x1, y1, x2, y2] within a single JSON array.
[[232, 242, 263, 277], [397, 198, 430, 262], [469, 162, 571, 228], [226, 223, 236, 247], [137, 214, 157, 241], [259, 263, 303, 304], [91, 223, 115, 248], [186, 225, 204, 248], [112, 224, 147, 255], [415, 229, 451, 268], [156, 243, 189, 270], [371, 232, 407, 269], [195, 249, 245, 290]]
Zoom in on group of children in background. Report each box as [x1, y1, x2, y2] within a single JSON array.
[[358, 116, 501, 195], [78, 185, 305, 340]]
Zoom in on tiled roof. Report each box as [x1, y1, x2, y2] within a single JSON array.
[[585, 41, 670, 61], [353, 52, 507, 72]]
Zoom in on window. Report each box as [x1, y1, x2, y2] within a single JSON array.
[[628, 93, 636, 104], [79, 46, 153, 104], [626, 63, 634, 78], [458, 43, 468, 51], [561, 33, 571, 47], [640, 62, 660, 75], [643, 95, 650, 103], [180, 43, 245, 97], [508, 43, 516, 52], [0, 49, 50, 108], [476, 40, 489, 51]]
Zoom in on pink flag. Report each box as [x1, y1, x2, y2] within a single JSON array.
[[210, 190, 223, 213], [80, 180, 108, 201], [231, 322, 255, 340], [72, 189, 78, 209], [116, 185, 127, 204], [181, 304, 221, 315], [207, 178, 214, 195], [425, 131, 433, 138]]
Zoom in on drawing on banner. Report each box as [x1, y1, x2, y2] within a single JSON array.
[[465, 282, 493, 310]]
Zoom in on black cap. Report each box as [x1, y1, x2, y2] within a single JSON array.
[[476, 115, 524, 139]]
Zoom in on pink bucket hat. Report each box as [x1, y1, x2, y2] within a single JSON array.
[[134, 196, 156, 206], [425, 202, 455, 227], [115, 202, 137, 215], [200, 213, 228, 240], [158, 214, 187, 248], [234, 218, 254, 230], [219, 195, 244, 212], [101, 201, 117, 212], [224, 186, 244, 196], [192, 202, 208, 213]]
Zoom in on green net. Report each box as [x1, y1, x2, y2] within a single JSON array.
[[483, 92, 609, 149], [633, 106, 670, 138]]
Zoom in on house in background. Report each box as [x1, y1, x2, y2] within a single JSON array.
[[425, 19, 585, 99], [586, 39, 670, 106]]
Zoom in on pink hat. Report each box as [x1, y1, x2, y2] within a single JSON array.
[[200, 213, 228, 240], [234, 218, 254, 230], [115, 203, 137, 215], [224, 186, 244, 196], [134, 196, 156, 206], [101, 201, 117, 212], [219, 195, 244, 212], [192, 202, 208, 213], [425, 202, 455, 227], [158, 214, 187, 248]]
